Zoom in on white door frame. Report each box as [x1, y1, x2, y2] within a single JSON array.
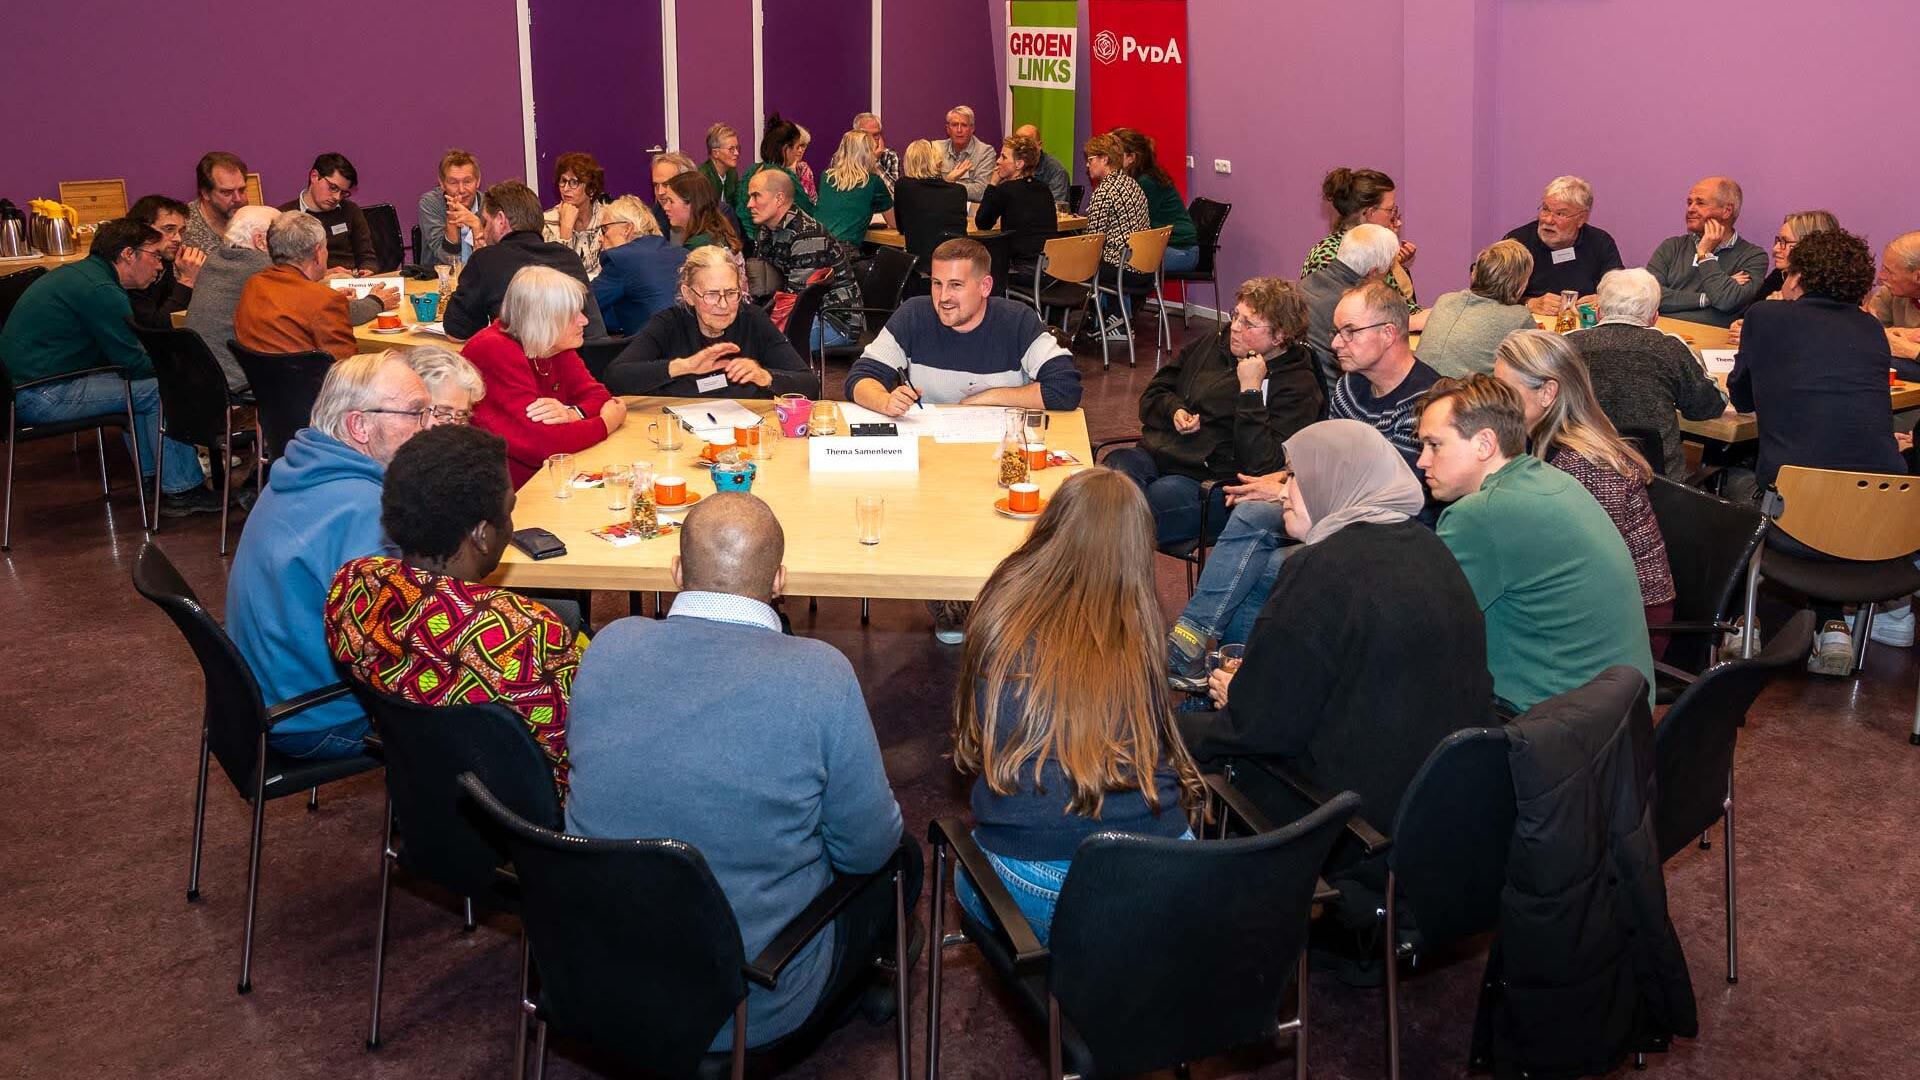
[[516, 0, 539, 194], [661, 0, 681, 150]]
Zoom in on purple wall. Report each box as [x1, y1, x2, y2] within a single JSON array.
[[0, 1, 526, 239], [676, 0, 755, 160], [763, 0, 872, 177], [882, 1, 1003, 148], [529, 0, 664, 198]]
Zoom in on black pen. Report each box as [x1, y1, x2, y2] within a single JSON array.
[[901, 361, 925, 409], [706, 411, 718, 426]]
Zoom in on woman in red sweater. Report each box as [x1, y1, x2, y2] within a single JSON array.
[[462, 265, 628, 486]]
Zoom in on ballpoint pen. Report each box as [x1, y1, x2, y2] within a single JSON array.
[[901, 360, 925, 409]]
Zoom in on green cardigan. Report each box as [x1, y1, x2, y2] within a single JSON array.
[[0, 255, 152, 385]]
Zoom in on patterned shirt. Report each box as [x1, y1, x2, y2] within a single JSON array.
[[1328, 360, 1443, 473], [757, 208, 863, 336], [1084, 173, 1151, 268], [182, 200, 227, 256], [1302, 230, 1422, 314], [874, 148, 901, 192], [1547, 449, 1675, 607], [325, 556, 583, 792]]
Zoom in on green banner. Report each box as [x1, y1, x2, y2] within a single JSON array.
[[1006, 1, 1078, 176]]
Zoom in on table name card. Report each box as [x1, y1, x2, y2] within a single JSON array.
[[809, 435, 920, 473]]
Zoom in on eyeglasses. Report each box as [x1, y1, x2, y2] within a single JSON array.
[[693, 288, 741, 307], [1368, 204, 1403, 222], [135, 246, 168, 261], [321, 177, 354, 199], [1332, 321, 1393, 342], [1773, 235, 1796, 248], [1538, 204, 1583, 221], [1229, 314, 1272, 332], [556, 176, 585, 189], [428, 405, 473, 425], [357, 406, 431, 426], [597, 221, 634, 235]]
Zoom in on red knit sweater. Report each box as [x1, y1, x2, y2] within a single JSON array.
[[462, 322, 613, 487]]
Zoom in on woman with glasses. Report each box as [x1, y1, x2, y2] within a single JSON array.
[[404, 345, 486, 426], [1303, 167, 1421, 319], [603, 245, 820, 399], [659, 171, 741, 253], [461, 265, 628, 487], [1081, 132, 1152, 341], [1103, 277, 1322, 549], [590, 195, 688, 335], [543, 152, 611, 279], [1727, 210, 1840, 345]]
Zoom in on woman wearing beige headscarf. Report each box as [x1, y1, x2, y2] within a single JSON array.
[[1175, 420, 1492, 879]]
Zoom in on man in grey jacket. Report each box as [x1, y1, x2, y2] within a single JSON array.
[[1645, 176, 1768, 327], [564, 492, 918, 1051], [1300, 223, 1400, 392]]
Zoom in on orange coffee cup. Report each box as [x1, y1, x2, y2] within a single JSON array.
[[734, 423, 762, 447], [1008, 482, 1040, 513], [1022, 442, 1048, 470], [376, 310, 403, 330], [654, 475, 687, 506]]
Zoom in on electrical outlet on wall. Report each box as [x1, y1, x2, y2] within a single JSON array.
[[1213, 159, 1231, 175], [1186, 155, 1195, 168]]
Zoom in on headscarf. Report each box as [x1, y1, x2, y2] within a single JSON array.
[[1282, 419, 1426, 545]]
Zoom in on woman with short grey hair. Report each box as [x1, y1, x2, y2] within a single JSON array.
[[405, 345, 486, 425], [1415, 239, 1538, 378]]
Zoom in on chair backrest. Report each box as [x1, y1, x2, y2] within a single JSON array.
[[1186, 197, 1232, 273], [408, 224, 423, 268], [1653, 611, 1813, 862], [1388, 727, 1516, 946], [1649, 476, 1767, 673], [361, 203, 405, 273], [58, 178, 127, 225], [858, 247, 917, 314], [1770, 465, 1920, 561], [127, 320, 233, 448], [1123, 225, 1174, 275], [1618, 425, 1666, 479], [352, 688, 563, 900], [230, 341, 333, 462], [0, 266, 48, 334], [782, 278, 832, 357], [131, 542, 271, 794], [1039, 232, 1104, 286], [1067, 184, 1085, 212], [1046, 792, 1359, 1076], [458, 773, 751, 1077], [575, 337, 630, 384], [244, 172, 264, 206]]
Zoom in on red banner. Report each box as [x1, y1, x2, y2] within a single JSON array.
[[1088, 0, 1190, 198]]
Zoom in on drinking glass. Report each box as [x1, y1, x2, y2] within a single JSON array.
[[631, 460, 654, 490], [812, 401, 842, 436], [1209, 643, 1246, 674], [603, 464, 632, 511], [855, 495, 884, 545], [546, 453, 573, 499], [1022, 408, 1048, 446], [753, 421, 778, 461]]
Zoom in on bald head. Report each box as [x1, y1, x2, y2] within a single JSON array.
[[746, 168, 796, 228], [1014, 123, 1042, 148], [676, 492, 786, 601]]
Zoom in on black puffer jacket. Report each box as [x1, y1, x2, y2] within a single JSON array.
[[1134, 329, 1322, 482], [1471, 666, 1698, 1078]]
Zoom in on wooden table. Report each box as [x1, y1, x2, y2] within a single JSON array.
[[865, 212, 1088, 249], [0, 234, 94, 275], [487, 397, 1094, 601], [353, 277, 450, 352]]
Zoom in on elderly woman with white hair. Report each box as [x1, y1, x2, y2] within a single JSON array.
[[603, 245, 819, 399], [462, 265, 627, 487], [1500, 175, 1624, 315], [1564, 268, 1727, 480], [591, 195, 687, 335], [404, 345, 486, 426]]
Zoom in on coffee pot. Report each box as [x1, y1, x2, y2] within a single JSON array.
[[0, 200, 30, 258]]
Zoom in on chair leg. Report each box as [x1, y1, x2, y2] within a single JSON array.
[[1384, 870, 1400, 1080], [238, 735, 269, 994], [1852, 603, 1875, 672], [97, 427, 112, 496], [893, 861, 910, 1080], [1048, 995, 1066, 1080], [926, 839, 947, 1080], [729, 1000, 748, 1080], [862, 598, 871, 625], [1724, 767, 1738, 984], [187, 725, 211, 901], [308, 787, 319, 811], [1740, 547, 1763, 660], [1093, 290, 1110, 369], [150, 414, 166, 534], [514, 937, 533, 1080], [367, 799, 396, 1049], [124, 382, 149, 529], [463, 897, 476, 933], [5, 411, 18, 551], [218, 426, 233, 556], [1294, 950, 1310, 1080], [531, 1018, 549, 1080], [1910, 672, 1920, 746]]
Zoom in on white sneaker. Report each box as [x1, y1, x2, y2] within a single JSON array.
[[928, 600, 968, 645], [1100, 315, 1133, 342], [1869, 605, 1915, 648], [1808, 620, 1856, 676]]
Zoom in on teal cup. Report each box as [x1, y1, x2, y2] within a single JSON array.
[[712, 460, 756, 493], [410, 292, 440, 321]]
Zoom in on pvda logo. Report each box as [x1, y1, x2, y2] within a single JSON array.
[[1093, 30, 1182, 66]]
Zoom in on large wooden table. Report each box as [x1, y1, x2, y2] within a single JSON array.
[[865, 212, 1088, 249], [487, 397, 1093, 600], [1650, 318, 1920, 443]]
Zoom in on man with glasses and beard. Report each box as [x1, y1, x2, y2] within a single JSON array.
[[1502, 176, 1623, 316], [277, 151, 379, 275]]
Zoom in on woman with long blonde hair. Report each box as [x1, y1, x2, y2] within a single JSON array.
[[951, 467, 1206, 942], [1492, 329, 1676, 644], [813, 130, 895, 248]]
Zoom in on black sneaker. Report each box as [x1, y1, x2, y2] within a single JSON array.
[[160, 486, 224, 518], [1167, 622, 1212, 693]]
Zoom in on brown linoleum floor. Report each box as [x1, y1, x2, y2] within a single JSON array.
[[4, 321, 1918, 1079]]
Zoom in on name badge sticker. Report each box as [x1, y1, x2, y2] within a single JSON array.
[[1551, 246, 1577, 265], [695, 373, 728, 393], [330, 222, 349, 235]]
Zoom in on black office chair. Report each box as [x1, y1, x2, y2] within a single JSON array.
[[781, 278, 834, 378], [926, 792, 1357, 1079], [1647, 476, 1768, 698], [127, 320, 257, 554], [1653, 611, 1813, 986], [1066, 184, 1085, 213], [458, 773, 912, 1080], [1091, 436, 1221, 592], [131, 541, 381, 993], [230, 341, 332, 464], [2, 360, 149, 550], [350, 687, 563, 1051], [820, 248, 918, 370], [0, 264, 46, 329], [1618, 424, 1667, 480], [1164, 197, 1232, 327], [574, 336, 630, 384], [408, 223, 423, 268], [362, 203, 406, 273]]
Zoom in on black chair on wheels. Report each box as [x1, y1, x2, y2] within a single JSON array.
[[1092, 436, 1220, 593], [350, 687, 563, 1052], [575, 336, 630, 384], [1653, 610, 1814, 986], [131, 541, 381, 993], [1647, 476, 1768, 699], [458, 773, 913, 1080], [363, 203, 406, 273], [230, 341, 332, 464], [1164, 197, 1232, 328], [925, 791, 1358, 1080], [408, 224, 423, 268], [127, 320, 257, 554]]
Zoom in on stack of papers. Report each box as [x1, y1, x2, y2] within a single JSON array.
[[667, 399, 764, 442], [834, 402, 1013, 443]]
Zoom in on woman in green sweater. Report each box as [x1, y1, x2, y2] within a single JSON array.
[[1112, 127, 1199, 273]]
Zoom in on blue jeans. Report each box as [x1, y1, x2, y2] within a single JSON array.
[[268, 715, 372, 760], [809, 317, 854, 350], [1175, 500, 1294, 647], [1104, 447, 1230, 547], [13, 374, 204, 494], [954, 829, 1196, 945], [1162, 245, 1201, 273]]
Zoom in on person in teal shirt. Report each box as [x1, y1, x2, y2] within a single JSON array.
[[1415, 373, 1654, 711], [1112, 127, 1199, 272], [732, 115, 815, 236], [813, 129, 894, 249]]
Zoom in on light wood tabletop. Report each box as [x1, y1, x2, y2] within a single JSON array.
[[353, 276, 452, 352], [865, 212, 1088, 249], [486, 397, 1094, 600]]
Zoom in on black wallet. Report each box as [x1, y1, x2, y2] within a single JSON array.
[[511, 527, 568, 560]]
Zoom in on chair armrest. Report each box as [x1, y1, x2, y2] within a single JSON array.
[[1196, 479, 1221, 542], [1654, 661, 1699, 688], [1091, 435, 1141, 462], [1240, 762, 1392, 856], [1203, 774, 1338, 904], [14, 364, 129, 392], [263, 681, 353, 724], [1648, 620, 1738, 638], [927, 817, 1048, 967], [744, 852, 898, 989]]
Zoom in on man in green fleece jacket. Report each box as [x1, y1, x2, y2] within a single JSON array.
[[0, 218, 214, 516]]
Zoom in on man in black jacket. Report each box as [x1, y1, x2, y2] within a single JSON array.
[[443, 181, 606, 341]]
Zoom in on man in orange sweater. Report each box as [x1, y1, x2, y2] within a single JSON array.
[[234, 211, 397, 360]]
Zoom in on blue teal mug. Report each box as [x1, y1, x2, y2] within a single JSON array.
[[711, 460, 756, 492], [410, 292, 440, 322]]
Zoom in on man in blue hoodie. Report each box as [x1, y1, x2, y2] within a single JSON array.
[[226, 352, 438, 758]]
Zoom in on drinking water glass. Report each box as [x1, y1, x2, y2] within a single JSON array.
[[546, 453, 573, 499], [855, 495, 884, 545]]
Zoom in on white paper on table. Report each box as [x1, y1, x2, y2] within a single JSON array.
[[667, 399, 763, 441], [326, 273, 405, 300], [838, 400, 939, 435], [1699, 349, 1737, 375], [929, 406, 1016, 443], [410, 322, 448, 337]]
